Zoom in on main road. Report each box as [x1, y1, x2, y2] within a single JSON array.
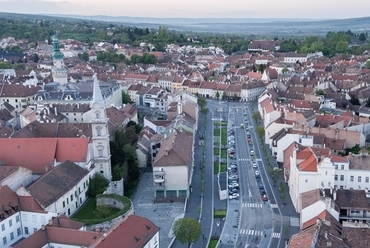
[[230, 103, 283, 248]]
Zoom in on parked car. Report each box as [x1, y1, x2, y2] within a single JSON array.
[[260, 190, 266, 195], [229, 175, 239, 180], [259, 184, 264, 190], [229, 193, 239, 200], [262, 194, 268, 201], [228, 179, 238, 184], [229, 182, 239, 188], [255, 170, 260, 176], [228, 188, 239, 194], [228, 164, 237, 169]]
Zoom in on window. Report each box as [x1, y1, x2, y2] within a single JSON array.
[[350, 176, 354, 182], [350, 210, 360, 214], [179, 190, 187, 197], [41, 216, 45, 224], [63, 201, 65, 208], [10, 232, 14, 241], [325, 171, 327, 175], [24, 227, 29, 235], [335, 164, 338, 169], [32, 215, 36, 223], [97, 128, 102, 136], [16, 215, 20, 222], [340, 175, 344, 181], [166, 190, 177, 197], [67, 198, 69, 204], [33, 228, 37, 233], [9, 219, 12, 227], [1, 224, 4, 231], [358, 176, 362, 183], [98, 149, 103, 157], [96, 112, 100, 118], [341, 165, 344, 170], [23, 214, 27, 222], [334, 175, 338, 181], [17, 228, 21, 236], [3, 237, 7, 246], [366, 177, 369, 183], [340, 186, 344, 189], [71, 194, 73, 201]]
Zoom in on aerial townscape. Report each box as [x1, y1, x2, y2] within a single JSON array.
[[1, 6, 370, 248]]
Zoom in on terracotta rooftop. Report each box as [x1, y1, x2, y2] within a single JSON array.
[[297, 148, 318, 172], [96, 215, 160, 248], [153, 129, 193, 167]]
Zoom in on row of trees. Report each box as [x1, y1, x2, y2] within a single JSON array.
[[109, 121, 142, 196]]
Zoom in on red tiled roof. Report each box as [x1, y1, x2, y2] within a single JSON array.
[[297, 148, 317, 172], [55, 138, 88, 163], [96, 215, 159, 248], [0, 138, 57, 174]]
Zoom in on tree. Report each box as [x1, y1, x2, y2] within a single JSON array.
[[252, 112, 260, 124], [215, 91, 220, 99], [359, 33, 366, 42], [197, 98, 207, 110], [365, 60, 370, 69], [316, 89, 326, 96], [201, 107, 209, 115], [80, 52, 89, 62], [172, 218, 202, 248], [122, 90, 131, 104], [88, 173, 109, 197], [350, 95, 360, 106], [256, 126, 265, 139], [222, 91, 227, 100]]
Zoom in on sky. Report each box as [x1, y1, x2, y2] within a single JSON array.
[[0, 0, 369, 19]]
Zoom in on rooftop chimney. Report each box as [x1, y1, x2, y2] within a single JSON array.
[[165, 149, 168, 156]]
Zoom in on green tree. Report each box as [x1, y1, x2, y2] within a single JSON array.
[[0, 62, 12, 69], [122, 90, 131, 104], [350, 95, 360, 106], [215, 91, 220, 99], [316, 89, 326, 96], [252, 112, 260, 124], [172, 218, 202, 248], [365, 60, 370, 69], [197, 98, 207, 110], [256, 125, 265, 139], [222, 91, 227, 100], [201, 107, 209, 115], [88, 173, 109, 197], [80, 52, 89, 62], [359, 33, 366, 42]]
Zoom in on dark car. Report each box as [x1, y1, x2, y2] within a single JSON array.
[[260, 190, 266, 195], [259, 184, 264, 190]]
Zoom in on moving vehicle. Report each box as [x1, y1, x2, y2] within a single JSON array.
[[255, 170, 260, 176]]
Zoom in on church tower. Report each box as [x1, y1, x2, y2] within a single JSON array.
[[51, 36, 68, 85], [90, 74, 112, 180]]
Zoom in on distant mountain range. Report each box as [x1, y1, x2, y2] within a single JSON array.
[[2, 12, 370, 36], [47, 15, 370, 36]]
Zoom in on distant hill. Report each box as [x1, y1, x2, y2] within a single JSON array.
[[1, 12, 370, 36]]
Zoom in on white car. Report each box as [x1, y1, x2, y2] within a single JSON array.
[[255, 170, 260, 176], [229, 193, 239, 200], [252, 163, 257, 168]]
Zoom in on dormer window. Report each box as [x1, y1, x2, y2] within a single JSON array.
[[96, 112, 100, 119]]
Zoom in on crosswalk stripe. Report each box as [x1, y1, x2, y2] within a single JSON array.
[[239, 229, 268, 237], [272, 232, 281, 238], [270, 204, 278, 208], [243, 203, 263, 208]]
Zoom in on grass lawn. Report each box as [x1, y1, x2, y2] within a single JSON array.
[[72, 197, 120, 220], [214, 162, 219, 174], [214, 148, 220, 156], [221, 128, 227, 145], [220, 162, 227, 172], [214, 210, 227, 218], [213, 129, 221, 136], [208, 239, 219, 248], [220, 149, 227, 159]]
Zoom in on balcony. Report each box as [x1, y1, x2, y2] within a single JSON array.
[[153, 170, 165, 176], [154, 178, 165, 183]]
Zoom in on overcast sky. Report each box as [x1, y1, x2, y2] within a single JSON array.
[[1, 0, 368, 19]]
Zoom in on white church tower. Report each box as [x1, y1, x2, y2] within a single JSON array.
[[90, 74, 112, 180], [51, 36, 68, 85]]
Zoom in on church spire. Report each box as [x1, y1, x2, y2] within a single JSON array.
[[91, 73, 105, 108]]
